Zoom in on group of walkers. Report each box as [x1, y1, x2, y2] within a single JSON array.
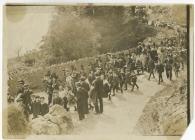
[[9, 35, 186, 121]]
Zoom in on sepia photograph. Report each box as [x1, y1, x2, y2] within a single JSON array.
[[2, 4, 194, 139]]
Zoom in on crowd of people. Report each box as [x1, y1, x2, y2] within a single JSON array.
[[9, 35, 187, 121]]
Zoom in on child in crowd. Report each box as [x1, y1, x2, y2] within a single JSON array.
[[59, 86, 69, 111], [63, 95, 69, 111], [40, 97, 49, 116], [66, 86, 77, 111], [32, 96, 41, 119]]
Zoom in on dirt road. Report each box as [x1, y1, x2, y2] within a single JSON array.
[[70, 71, 183, 135], [34, 70, 185, 135]]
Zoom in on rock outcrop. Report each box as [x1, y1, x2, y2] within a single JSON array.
[[4, 103, 30, 138], [30, 105, 73, 135]]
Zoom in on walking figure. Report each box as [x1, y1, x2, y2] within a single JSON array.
[[148, 60, 155, 80], [131, 74, 139, 91], [165, 62, 173, 80], [174, 62, 180, 78], [156, 61, 164, 84]]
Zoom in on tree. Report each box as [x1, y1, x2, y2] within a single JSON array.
[[40, 6, 101, 65], [40, 6, 157, 65], [84, 6, 157, 52]]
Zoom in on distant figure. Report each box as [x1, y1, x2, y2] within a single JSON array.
[[136, 60, 143, 75], [52, 90, 63, 105], [43, 71, 51, 92], [45, 75, 53, 105], [148, 60, 155, 80], [156, 62, 164, 84], [131, 74, 139, 91], [118, 69, 125, 93], [124, 70, 131, 90], [174, 62, 180, 78], [110, 72, 119, 96], [165, 62, 173, 81]]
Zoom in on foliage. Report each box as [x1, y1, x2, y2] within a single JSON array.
[[39, 6, 157, 65], [40, 6, 101, 64], [84, 6, 156, 52], [7, 6, 158, 95]]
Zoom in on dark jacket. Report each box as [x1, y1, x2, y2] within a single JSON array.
[[40, 103, 49, 116], [81, 81, 90, 92], [148, 60, 155, 71], [103, 82, 110, 98], [76, 87, 88, 101], [132, 76, 137, 83], [32, 101, 41, 116], [93, 77, 104, 98], [156, 64, 164, 73], [166, 63, 172, 71], [23, 90, 33, 107]]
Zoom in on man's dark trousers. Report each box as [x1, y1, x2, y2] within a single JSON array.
[[95, 97, 103, 114], [158, 73, 163, 84]]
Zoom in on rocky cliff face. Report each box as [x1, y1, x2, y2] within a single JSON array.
[[133, 72, 188, 135]]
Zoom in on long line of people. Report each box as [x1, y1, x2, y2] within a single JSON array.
[[9, 36, 186, 121]]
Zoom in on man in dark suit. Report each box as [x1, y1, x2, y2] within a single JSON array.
[[148, 60, 155, 80], [80, 76, 90, 115], [165, 57, 173, 81], [165, 62, 173, 81], [76, 82, 86, 120], [93, 72, 104, 114], [156, 61, 164, 84]]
